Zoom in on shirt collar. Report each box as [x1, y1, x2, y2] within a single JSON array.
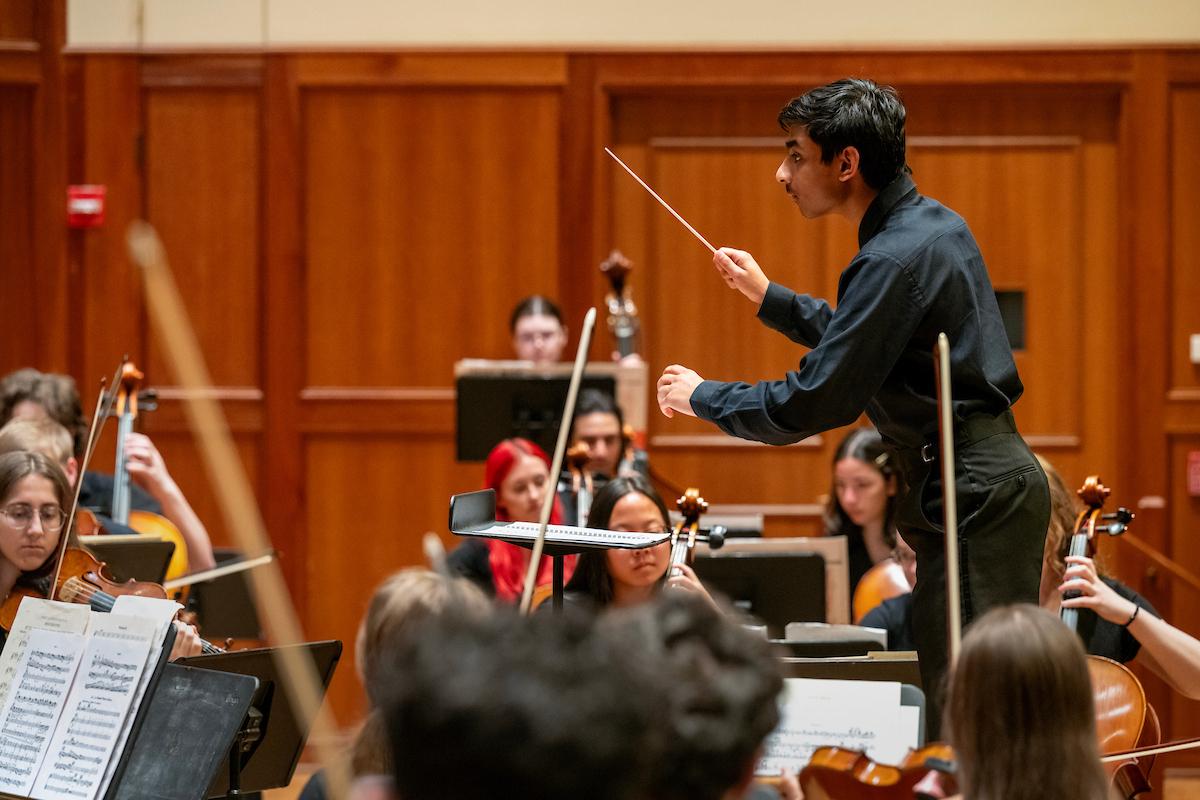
[[858, 172, 917, 247]]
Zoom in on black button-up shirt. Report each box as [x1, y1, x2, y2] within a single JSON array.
[[690, 174, 1022, 449]]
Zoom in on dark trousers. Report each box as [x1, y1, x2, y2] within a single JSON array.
[[891, 410, 1049, 738]]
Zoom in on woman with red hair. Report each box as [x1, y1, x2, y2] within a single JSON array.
[[447, 438, 576, 602]]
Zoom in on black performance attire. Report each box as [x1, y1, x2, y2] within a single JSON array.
[[859, 592, 916, 652], [690, 174, 1049, 732]]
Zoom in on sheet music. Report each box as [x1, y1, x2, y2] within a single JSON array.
[[93, 596, 180, 798], [464, 521, 670, 549], [0, 628, 87, 796], [0, 600, 91, 707], [31, 612, 157, 800], [757, 678, 917, 775]]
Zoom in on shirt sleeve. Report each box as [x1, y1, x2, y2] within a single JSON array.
[[691, 252, 925, 445], [756, 281, 834, 348]]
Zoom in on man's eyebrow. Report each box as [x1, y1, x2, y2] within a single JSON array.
[[784, 139, 798, 149]]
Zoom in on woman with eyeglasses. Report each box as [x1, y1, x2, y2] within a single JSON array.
[[563, 476, 714, 609], [0, 449, 203, 658], [0, 450, 77, 652]]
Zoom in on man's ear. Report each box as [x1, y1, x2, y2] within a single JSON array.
[[838, 146, 861, 183]]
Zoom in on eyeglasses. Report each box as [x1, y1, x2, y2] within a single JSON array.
[[0, 503, 66, 532]]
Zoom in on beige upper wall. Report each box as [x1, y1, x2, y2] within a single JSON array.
[[68, 0, 1200, 47]]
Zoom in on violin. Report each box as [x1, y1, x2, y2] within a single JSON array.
[[799, 744, 958, 799], [600, 250, 639, 359], [0, 546, 167, 631], [57, 573, 223, 654], [668, 488, 724, 578], [108, 361, 191, 589], [852, 558, 910, 623], [1061, 476, 1155, 798]]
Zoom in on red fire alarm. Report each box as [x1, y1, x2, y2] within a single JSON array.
[[67, 185, 106, 228], [1188, 451, 1200, 498]]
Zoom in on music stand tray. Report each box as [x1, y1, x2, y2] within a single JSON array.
[[111, 664, 258, 800], [179, 640, 342, 798], [449, 489, 670, 607]]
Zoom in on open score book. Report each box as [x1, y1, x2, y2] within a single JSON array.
[[0, 596, 180, 800]]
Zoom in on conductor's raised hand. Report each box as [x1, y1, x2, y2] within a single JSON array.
[[657, 365, 703, 419], [714, 247, 769, 306]]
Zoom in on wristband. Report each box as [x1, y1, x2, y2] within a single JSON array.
[[1121, 605, 1141, 628]]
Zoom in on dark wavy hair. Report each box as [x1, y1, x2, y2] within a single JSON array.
[[612, 593, 784, 800], [382, 604, 668, 800], [778, 78, 908, 190], [823, 427, 898, 550], [564, 475, 670, 607], [0, 369, 87, 458]]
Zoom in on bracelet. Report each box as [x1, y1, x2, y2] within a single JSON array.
[[1121, 605, 1141, 628]]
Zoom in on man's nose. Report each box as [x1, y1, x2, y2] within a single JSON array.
[[775, 162, 788, 183]]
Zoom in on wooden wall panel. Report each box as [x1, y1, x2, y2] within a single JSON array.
[[0, 85, 35, 371], [144, 87, 262, 388], [1171, 87, 1200, 397], [302, 88, 562, 387], [0, 0, 33, 40], [303, 436, 478, 721], [28, 49, 1198, 750]]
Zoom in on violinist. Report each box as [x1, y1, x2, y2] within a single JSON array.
[[0, 368, 215, 570], [445, 438, 577, 602], [0, 450, 77, 653], [562, 476, 715, 610], [1039, 457, 1200, 699], [944, 604, 1110, 800], [0, 450, 204, 659], [824, 427, 899, 594]]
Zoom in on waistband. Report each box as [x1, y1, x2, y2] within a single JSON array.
[[892, 409, 1017, 466]]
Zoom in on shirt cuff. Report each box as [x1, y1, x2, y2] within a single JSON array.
[[689, 380, 720, 420], [756, 281, 794, 327]]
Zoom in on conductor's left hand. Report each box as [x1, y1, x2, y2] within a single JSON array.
[[657, 365, 703, 419]]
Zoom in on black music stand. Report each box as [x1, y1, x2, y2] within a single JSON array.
[[0, 624, 266, 800], [179, 640, 343, 798], [82, 536, 175, 583], [693, 552, 826, 637], [449, 489, 671, 610], [110, 663, 258, 800], [455, 372, 616, 461]]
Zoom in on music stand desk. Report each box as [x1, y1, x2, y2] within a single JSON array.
[[450, 489, 670, 609]]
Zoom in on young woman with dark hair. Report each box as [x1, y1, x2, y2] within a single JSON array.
[[564, 476, 712, 609], [823, 426, 899, 593]]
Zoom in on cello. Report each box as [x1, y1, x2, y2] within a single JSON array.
[[1061, 476, 1157, 798], [107, 361, 191, 587], [667, 488, 724, 579]]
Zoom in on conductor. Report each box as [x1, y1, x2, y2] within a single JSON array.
[[655, 78, 1049, 725]]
